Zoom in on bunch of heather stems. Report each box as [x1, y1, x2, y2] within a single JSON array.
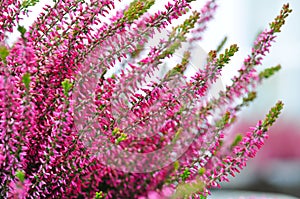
[[0, 0, 292, 198]]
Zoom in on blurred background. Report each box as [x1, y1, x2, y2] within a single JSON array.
[[199, 0, 300, 197], [7, 0, 300, 197]]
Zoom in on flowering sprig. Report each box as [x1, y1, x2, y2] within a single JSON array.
[[189, 0, 217, 44], [0, 1, 292, 199], [204, 101, 284, 190]]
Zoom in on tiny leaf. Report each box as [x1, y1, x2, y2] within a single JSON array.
[[61, 79, 73, 97], [15, 170, 25, 183], [216, 36, 228, 53], [17, 25, 27, 39], [22, 72, 31, 91], [231, 134, 243, 148], [0, 45, 9, 63]]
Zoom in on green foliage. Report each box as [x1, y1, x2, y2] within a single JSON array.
[[21, 0, 40, 9], [17, 25, 27, 39], [123, 0, 155, 23], [94, 191, 105, 199], [262, 101, 284, 132], [158, 11, 200, 60], [243, 91, 257, 104], [172, 179, 205, 199], [15, 170, 25, 183], [199, 195, 207, 199], [259, 65, 281, 80], [174, 160, 180, 171], [112, 127, 128, 144], [231, 134, 243, 148], [198, 167, 206, 176], [270, 4, 292, 33], [180, 167, 191, 181], [215, 112, 230, 129], [234, 91, 257, 112], [216, 44, 239, 69], [112, 127, 120, 136], [216, 36, 228, 53], [164, 51, 190, 80], [22, 72, 31, 91], [172, 128, 183, 143], [61, 79, 73, 97], [207, 50, 217, 63], [115, 133, 128, 144], [0, 45, 9, 63]]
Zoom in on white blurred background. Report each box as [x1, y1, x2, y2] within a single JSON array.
[[200, 0, 300, 197]]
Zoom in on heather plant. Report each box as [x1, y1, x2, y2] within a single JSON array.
[[0, 0, 292, 198]]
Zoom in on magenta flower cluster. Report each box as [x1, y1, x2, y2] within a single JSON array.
[[0, 0, 291, 198]]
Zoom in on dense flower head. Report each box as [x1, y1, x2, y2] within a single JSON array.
[[0, 0, 292, 198]]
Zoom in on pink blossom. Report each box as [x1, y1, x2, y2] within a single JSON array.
[[0, 1, 291, 198]]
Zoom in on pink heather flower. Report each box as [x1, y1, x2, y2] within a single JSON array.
[[0, 1, 291, 198], [147, 191, 161, 199], [8, 179, 31, 199], [0, 1, 22, 41], [189, 0, 218, 44]]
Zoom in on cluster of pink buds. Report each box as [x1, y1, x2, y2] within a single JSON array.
[[0, 0, 292, 198]]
